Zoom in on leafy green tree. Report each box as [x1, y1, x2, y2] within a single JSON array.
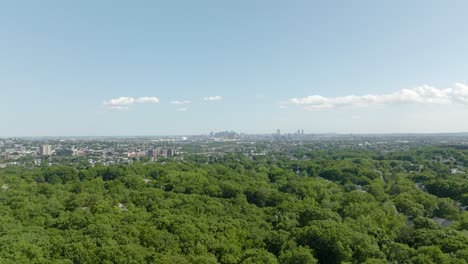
[[278, 246, 318, 264]]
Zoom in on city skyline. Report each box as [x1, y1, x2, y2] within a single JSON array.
[[2, 1, 468, 136]]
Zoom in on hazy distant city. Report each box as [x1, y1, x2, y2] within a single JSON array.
[[3, 131, 468, 168]]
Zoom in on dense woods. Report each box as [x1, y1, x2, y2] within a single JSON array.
[[0, 147, 467, 263]]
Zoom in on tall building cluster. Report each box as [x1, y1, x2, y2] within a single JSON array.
[[275, 129, 304, 135]]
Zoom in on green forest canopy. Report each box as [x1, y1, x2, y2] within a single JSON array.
[[0, 147, 467, 263]]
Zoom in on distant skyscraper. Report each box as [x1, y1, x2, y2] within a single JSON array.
[[276, 129, 281, 135], [39, 145, 52, 156], [301, 130, 304, 135]]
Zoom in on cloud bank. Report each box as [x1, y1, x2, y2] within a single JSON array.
[[103, 96, 160, 110], [203, 96, 223, 101], [287, 83, 468, 110], [170, 100, 191, 105]]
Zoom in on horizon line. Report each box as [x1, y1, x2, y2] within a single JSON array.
[[3, 131, 468, 138]]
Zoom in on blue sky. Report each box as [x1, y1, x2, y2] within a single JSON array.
[[1, 1, 468, 136]]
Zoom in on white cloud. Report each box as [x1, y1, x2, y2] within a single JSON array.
[[170, 100, 191, 105], [103, 96, 160, 110], [287, 83, 468, 110], [177, 107, 188, 111], [279, 105, 288, 109], [203, 96, 223, 101], [135, 97, 160, 104]]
